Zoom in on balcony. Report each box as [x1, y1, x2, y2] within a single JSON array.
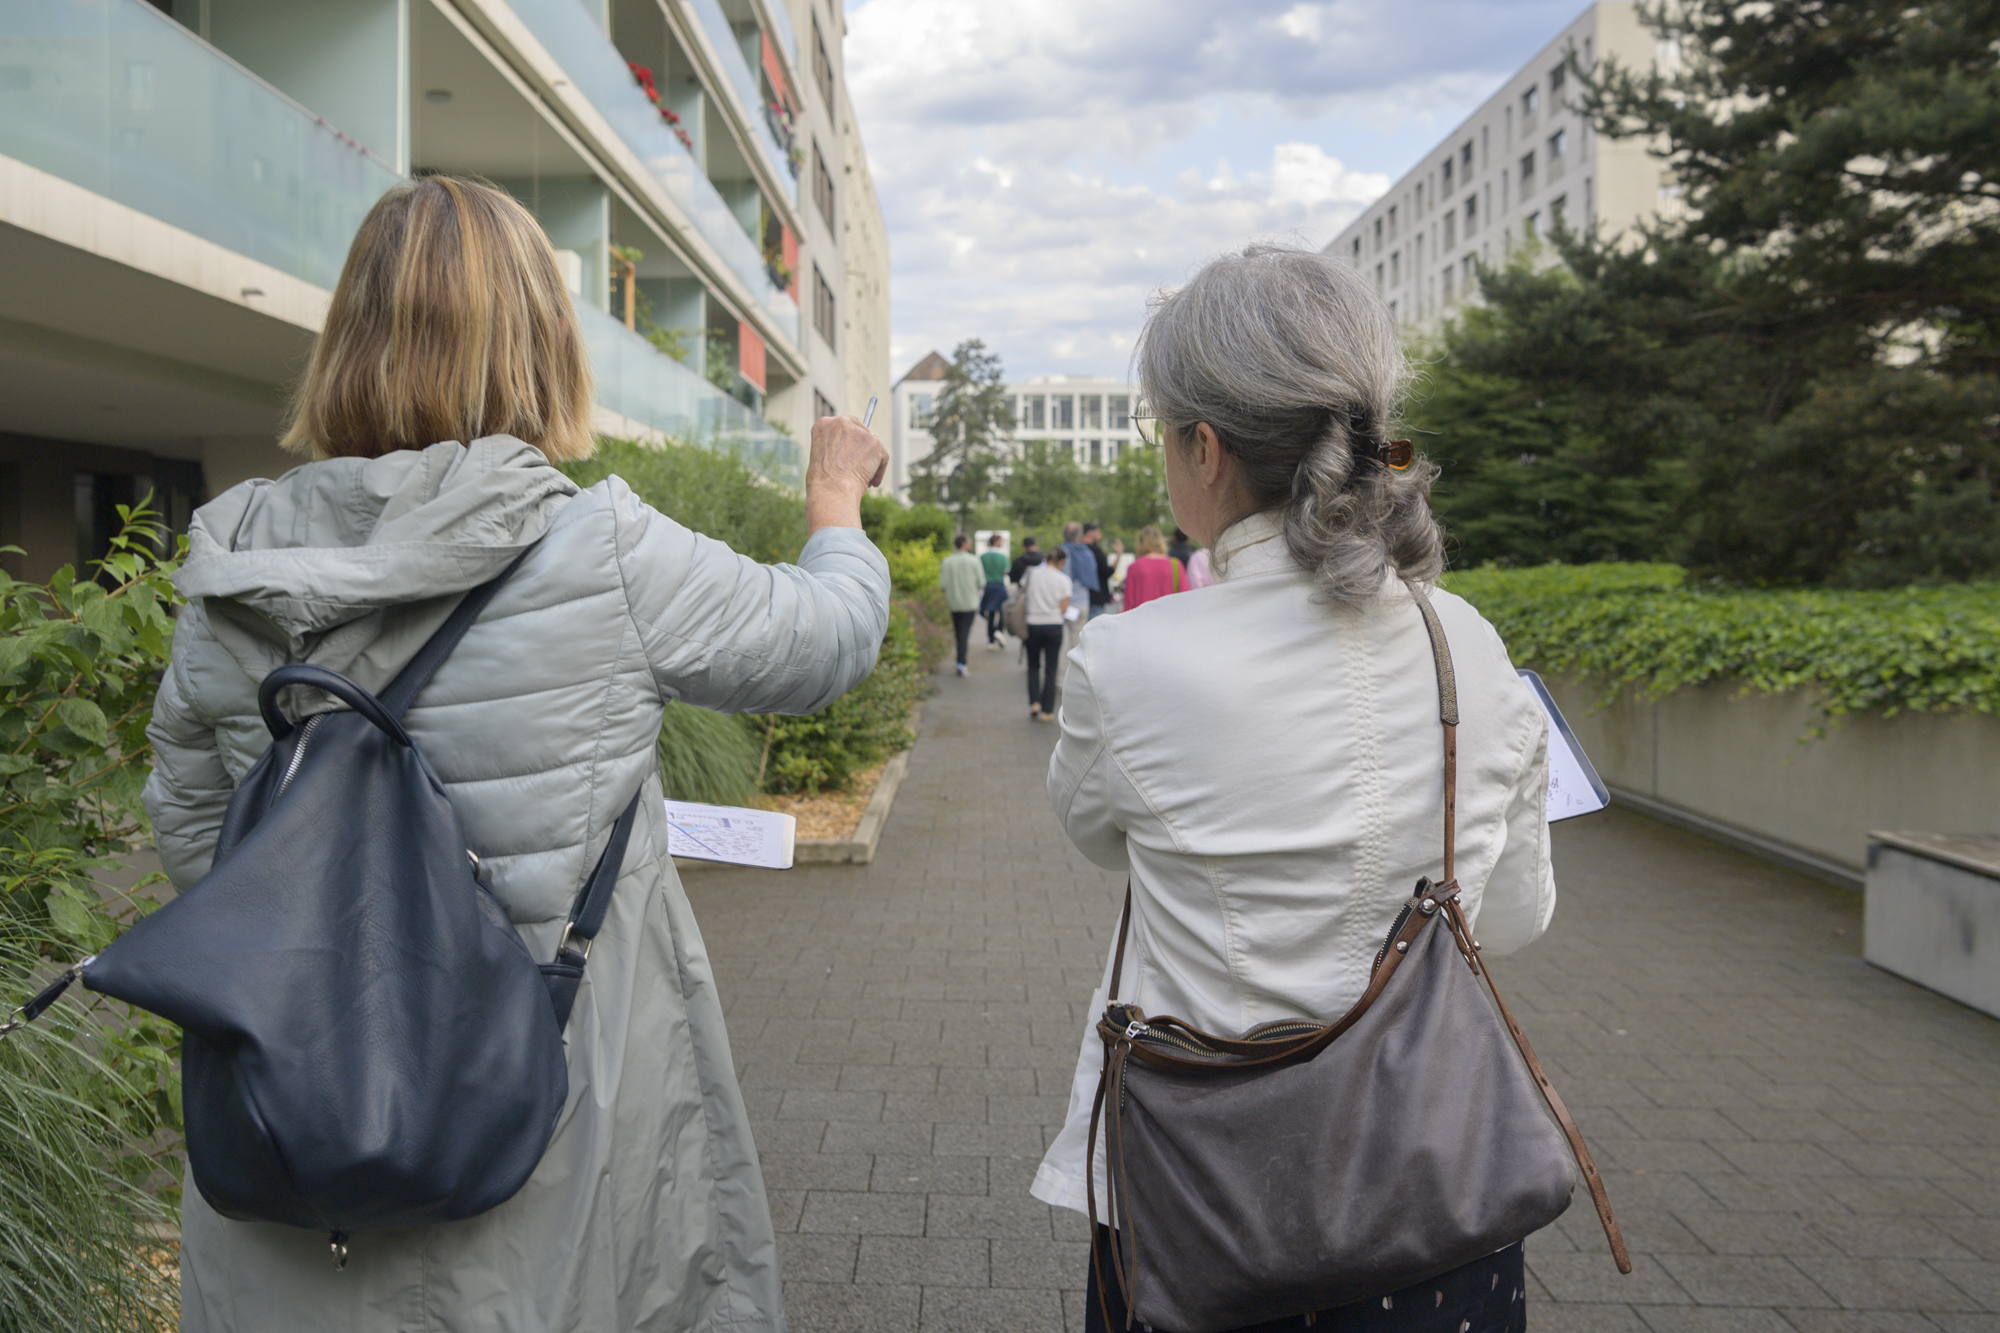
[[576, 301, 800, 488], [0, 0, 401, 292], [504, 0, 799, 349], [689, 0, 799, 190]]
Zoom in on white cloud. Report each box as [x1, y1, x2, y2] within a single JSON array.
[[844, 0, 1582, 378]]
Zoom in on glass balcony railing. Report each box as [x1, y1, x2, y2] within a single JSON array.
[[687, 0, 798, 192], [504, 0, 799, 348], [0, 0, 401, 292], [577, 301, 801, 488]]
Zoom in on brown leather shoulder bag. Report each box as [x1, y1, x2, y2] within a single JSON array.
[[1087, 591, 1630, 1333]]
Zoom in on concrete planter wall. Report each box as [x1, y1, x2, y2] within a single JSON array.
[[1539, 675, 2000, 886]]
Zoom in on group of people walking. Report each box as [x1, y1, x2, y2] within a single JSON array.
[[939, 519, 1214, 718]]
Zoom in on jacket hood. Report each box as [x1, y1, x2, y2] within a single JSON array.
[[176, 436, 579, 682]]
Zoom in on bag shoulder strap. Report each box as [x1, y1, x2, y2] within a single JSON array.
[[379, 550, 534, 719], [1412, 586, 1630, 1275]]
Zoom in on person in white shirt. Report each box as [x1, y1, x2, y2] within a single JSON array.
[[1033, 243, 1556, 1333], [1021, 547, 1071, 720]]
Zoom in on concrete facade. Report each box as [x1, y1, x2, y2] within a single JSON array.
[[0, 0, 889, 578], [1542, 675, 2000, 884], [1324, 2, 1671, 336], [889, 361, 1142, 500]]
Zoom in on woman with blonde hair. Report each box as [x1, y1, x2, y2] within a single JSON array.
[[1115, 524, 1186, 613], [144, 175, 890, 1331]]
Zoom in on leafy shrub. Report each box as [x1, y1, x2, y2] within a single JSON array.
[[564, 436, 807, 563], [882, 540, 951, 669], [0, 509, 185, 1328], [657, 701, 759, 805], [858, 493, 902, 544], [748, 600, 928, 795], [1443, 562, 2000, 719], [887, 504, 955, 552]]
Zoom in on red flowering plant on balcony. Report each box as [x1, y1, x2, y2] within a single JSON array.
[[628, 62, 695, 152]]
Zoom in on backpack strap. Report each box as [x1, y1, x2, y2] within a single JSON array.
[[540, 787, 645, 1029], [379, 551, 534, 719]]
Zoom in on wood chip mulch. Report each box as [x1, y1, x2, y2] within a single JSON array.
[[753, 763, 884, 842]]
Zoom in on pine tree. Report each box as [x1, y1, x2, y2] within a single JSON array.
[[909, 340, 1013, 533]]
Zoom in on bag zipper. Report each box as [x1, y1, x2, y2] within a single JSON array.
[[276, 714, 325, 800]]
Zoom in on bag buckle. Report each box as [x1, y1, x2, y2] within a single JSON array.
[[557, 923, 592, 963]]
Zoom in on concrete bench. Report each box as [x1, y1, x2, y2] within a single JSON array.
[[1865, 831, 2000, 1019]]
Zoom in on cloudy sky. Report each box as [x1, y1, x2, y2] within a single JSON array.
[[841, 0, 1587, 382]]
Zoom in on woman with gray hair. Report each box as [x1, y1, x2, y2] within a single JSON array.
[[1032, 243, 1557, 1332]]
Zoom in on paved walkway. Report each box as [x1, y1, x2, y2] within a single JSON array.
[[681, 644, 2000, 1333]]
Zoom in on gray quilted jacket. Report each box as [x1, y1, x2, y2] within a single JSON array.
[[142, 437, 889, 1332]]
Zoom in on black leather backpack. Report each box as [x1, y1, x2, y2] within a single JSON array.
[[47, 556, 640, 1264]]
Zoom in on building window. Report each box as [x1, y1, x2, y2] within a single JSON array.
[[1441, 156, 1453, 195], [1443, 267, 1455, 303], [1550, 195, 1566, 231], [1389, 298, 1398, 322], [1415, 182, 1425, 215], [1522, 85, 1539, 115], [1051, 395, 1074, 430], [1089, 440, 1102, 466], [1524, 211, 1540, 239], [1373, 217, 1383, 252], [1444, 211, 1456, 251], [1352, 237, 1362, 263], [1391, 251, 1400, 286], [1388, 204, 1397, 237], [811, 140, 836, 228], [1023, 394, 1045, 430], [909, 393, 935, 429], [1081, 394, 1102, 429], [810, 14, 835, 110], [812, 264, 836, 348], [1462, 142, 1474, 174], [1463, 255, 1476, 286], [1550, 63, 1566, 96], [1520, 151, 1535, 189], [814, 389, 836, 420], [1375, 262, 1384, 292], [1109, 394, 1131, 428], [1465, 194, 1477, 231], [1548, 128, 1566, 159]]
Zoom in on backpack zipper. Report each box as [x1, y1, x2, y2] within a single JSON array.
[[276, 714, 325, 800]]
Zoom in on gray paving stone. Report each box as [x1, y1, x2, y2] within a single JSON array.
[[780, 1281, 920, 1332], [918, 1284, 1065, 1333], [854, 1234, 989, 1287], [1634, 1309, 1796, 1332], [797, 1191, 927, 1237]]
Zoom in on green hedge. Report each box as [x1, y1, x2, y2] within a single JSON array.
[[1442, 563, 2000, 719]]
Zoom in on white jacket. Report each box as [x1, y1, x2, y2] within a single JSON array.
[[1030, 510, 1556, 1217]]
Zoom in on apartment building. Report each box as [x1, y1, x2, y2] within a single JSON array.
[[888, 357, 1141, 499], [0, 0, 889, 581], [1325, 2, 1669, 337]]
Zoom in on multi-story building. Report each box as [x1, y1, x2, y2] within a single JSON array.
[[1325, 1, 1670, 337], [888, 357, 1141, 499], [0, 0, 888, 581]]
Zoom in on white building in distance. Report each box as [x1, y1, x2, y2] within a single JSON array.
[[888, 356, 1142, 499], [1325, 2, 1674, 337]]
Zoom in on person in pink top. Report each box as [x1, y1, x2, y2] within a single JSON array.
[[1185, 546, 1215, 588], [1119, 526, 1186, 612]]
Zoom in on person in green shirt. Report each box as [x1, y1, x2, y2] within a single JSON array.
[[939, 534, 987, 676], [978, 533, 1010, 648]]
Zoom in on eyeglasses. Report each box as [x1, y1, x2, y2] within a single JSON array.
[[1131, 401, 1165, 448]]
